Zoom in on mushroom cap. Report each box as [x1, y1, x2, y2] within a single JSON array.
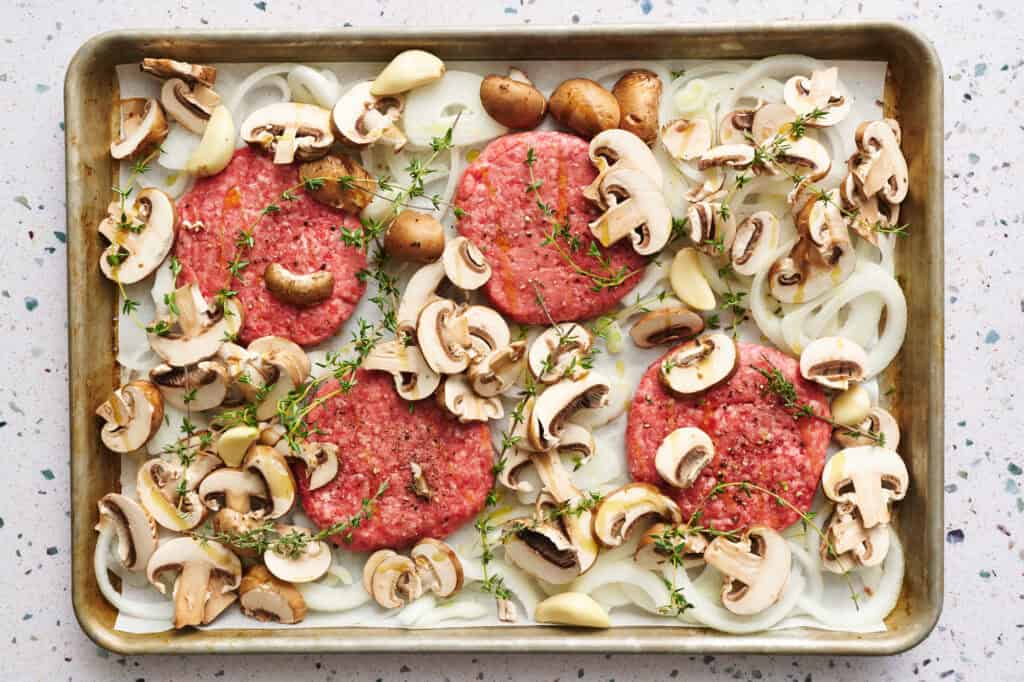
[[591, 483, 682, 548], [459, 305, 510, 360], [417, 298, 472, 375], [148, 284, 244, 367], [263, 263, 336, 307], [369, 553, 423, 608], [698, 143, 755, 171], [362, 339, 441, 401], [528, 373, 611, 451], [528, 323, 594, 384], [730, 211, 780, 276], [371, 49, 446, 96], [497, 448, 535, 494], [160, 78, 221, 134], [437, 374, 504, 423], [95, 492, 158, 572], [141, 58, 217, 87], [149, 361, 229, 411], [290, 441, 340, 491], [629, 308, 705, 348], [411, 538, 464, 598], [479, 70, 547, 130], [659, 333, 739, 396], [442, 236, 492, 290], [661, 118, 712, 161], [655, 427, 715, 489], [239, 564, 308, 624], [242, 445, 297, 519], [799, 336, 868, 391], [197, 467, 271, 514], [839, 172, 901, 246], [468, 341, 527, 398], [834, 406, 900, 451], [775, 136, 831, 182], [704, 526, 791, 616], [263, 532, 333, 584], [98, 187, 176, 285], [548, 78, 621, 139], [110, 97, 169, 160], [587, 164, 672, 255], [331, 81, 406, 148], [503, 520, 581, 585], [385, 209, 446, 264], [633, 522, 708, 570], [96, 380, 164, 454], [136, 458, 208, 532], [240, 101, 334, 164], [300, 154, 377, 214], [821, 445, 909, 528], [211, 508, 264, 560], [612, 69, 662, 145], [718, 108, 757, 145], [687, 200, 735, 257], [556, 422, 597, 468], [146, 536, 242, 596]]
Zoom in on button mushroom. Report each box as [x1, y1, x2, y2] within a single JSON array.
[[385, 209, 446, 264], [587, 165, 672, 255], [629, 307, 705, 348], [718, 108, 758, 145], [659, 333, 739, 396], [783, 67, 850, 127], [136, 456, 212, 531], [239, 564, 307, 624], [634, 523, 708, 570], [704, 526, 791, 616], [417, 298, 472, 375], [821, 445, 909, 528], [95, 493, 158, 573], [528, 323, 594, 384], [363, 339, 441, 401], [592, 483, 682, 548], [263, 262, 335, 307], [557, 422, 597, 470], [839, 172, 901, 246], [366, 553, 423, 608], [332, 81, 406, 150], [655, 427, 715, 489], [98, 187, 176, 284], [774, 136, 832, 183], [396, 260, 446, 340], [835, 406, 900, 450], [527, 373, 611, 451], [285, 440, 340, 491], [661, 118, 712, 161], [769, 196, 855, 304], [699, 144, 756, 171], [436, 374, 504, 423], [149, 361, 229, 411], [442, 236, 491, 290], [370, 49, 446, 96], [687, 201, 734, 257], [730, 210, 780, 276], [263, 526, 333, 583], [148, 283, 243, 367], [110, 97, 168, 160], [197, 467, 271, 516], [749, 102, 798, 146], [247, 336, 311, 421], [468, 341, 527, 398], [95, 380, 164, 453], [669, 247, 716, 312], [241, 102, 334, 164], [848, 119, 908, 205], [217, 342, 273, 406], [612, 69, 663, 145], [480, 68, 547, 130], [502, 520, 581, 585], [243, 445, 297, 519], [299, 154, 377, 213], [584, 129, 664, 201], [799, 336, 868, 391], [410, 538, 464, 598], [146, 536, 242, 629], [820, 501, 891, 573], [549, 78, 620, 139], [498, 448, 535, 494]]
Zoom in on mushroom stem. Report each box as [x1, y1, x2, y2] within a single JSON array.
[[173, 561, 213, 629]]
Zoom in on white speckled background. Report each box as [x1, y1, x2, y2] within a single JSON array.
[[0, 0, 1020, 679]]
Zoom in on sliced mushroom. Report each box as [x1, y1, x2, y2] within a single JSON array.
[[197, 467, 271, 515], [532, 449, 580, 504], [437, 374, 503, 423], [528, 323, 594, 384], [140, 58, 216, 87], [385, 210, 446, 263], [396, 260, 446, 340], [659, 333, 738, 396], [241, 102, 334, 164], [417, 298, 473, 375], [498, 448, 535, 494], [585, 128, 664, 201], [783, 67, 850, 127], [718, 108, 758, 145], [548, 78, 620, 139], [687, 201, 734, 257], [835, 406, 900, 450], [442, 236, 491, 290], [146, 536, 241, 629], [458, 304, 510, 359], [264, 262, 335, 307], [286, 441, 340, 491], [528, 373, 610, 451], [557, 422, 597, 469], [821, 445, 909, 528], [704, 526, 791, 616], [148, 283, 243, 367], [243, 445, 297, 519], [363, 339, 441, 401], [698, 144, 755, 171], [630, 308, 705, 348], [661, 118, 712, 161], [212, 508, 264, 560], [411, 538, 464, 598], [110, 97, 168, 160], [820, 502, 891, 573], [95, 493, 158, 573], [263, 526, 333, 583], [98, 187, 176, 284], [769, 197, 856, 304], [248, 336, 311, 421], [368, 553, 423, 608], [685, 166, 727, 203], [216, 342, 272, 406], [159, 78, 221, 134], [332, 81, 406, 150], [468, 341, 526, 398], [799, 336, 868, 390], [592, 483, 682, 548], [612, 69, 663, 145], [480, 69, 547, 130], [849, 119, 908, 205], [299, 154, 376, 213], [371, 49, 445, 96], [655, 427, 715, 489], [774, 136, 831, 182], [839, 172, 900, 246], [95, 380, 164, 453], [502, 520, 581, 584], [730, 210, 780, 276], [634, 523, 708, 570], [669, 247, 716, 311], [149, 361, 229, 411], [239, 564, 307, 624], [136, 457, 210, 531], [588, 165, 671, 255], [750, 102, 798, 144]]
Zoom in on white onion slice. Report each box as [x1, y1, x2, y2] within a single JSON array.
[[396, 594, 436, 625], [415, 598, 488, 626], [404, 71, 508, 148], [299, 578, 371, 612], [570, 560, 671, 615], [287, 66, 340, 108], [749, 239, 797, 348], [157, 124, 200, 171], [94, 525, 174, 621]]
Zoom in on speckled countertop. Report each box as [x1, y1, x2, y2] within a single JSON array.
[[0, 0, 1020, 679]]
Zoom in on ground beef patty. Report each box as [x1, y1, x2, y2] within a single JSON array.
[[626, 342, 831, 531], [297, 370, 494, 551], [174, 148, 366, 346], [454, 131, 647, 324]]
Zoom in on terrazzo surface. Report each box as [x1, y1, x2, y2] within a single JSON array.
[[0, 0, 1021, 679]]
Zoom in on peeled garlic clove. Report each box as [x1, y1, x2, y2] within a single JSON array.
[[830, 385, 871, 427], [215, 425, 260, 467], [185, 105, 235, 177], [534, 592, 610, 629], [371, 50, 446, 96], [670, 247, 715, 311]]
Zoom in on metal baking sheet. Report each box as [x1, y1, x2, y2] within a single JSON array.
[[65, 22, 944, 655]]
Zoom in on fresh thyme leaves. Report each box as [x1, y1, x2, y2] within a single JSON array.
[[110, 148, 162, 324], [475, 513, 513, 601], [544, 490, 603, 522], [753, 356, 885, 445], [872, 221, 910, 238], [788, 107, 828, 139]]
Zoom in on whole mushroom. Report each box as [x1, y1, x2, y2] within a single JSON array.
[[479, 68, 547, 130], [549, 78, 620, 139], [612, 70, 663, 145]]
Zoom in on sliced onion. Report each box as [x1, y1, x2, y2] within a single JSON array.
[[396, 594, 436, 625], [299, 577, 371, 612], [94, 525, 174, 621], [228, 64, 296, 146], [287, 66, 340, 108], [749, 239, 797, 349], [158, 124, 201, 171], [404, 71, 508, 148], [570, 559, 671, 615], [414, 598, 488, 626]]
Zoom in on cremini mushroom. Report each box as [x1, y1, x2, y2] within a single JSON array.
[[417, 298, 472, 375], [839, 172, 901, 246], [411, 538, 464, 598], [437, 374, 504, 423], [148, 283, 243, 367], [95, 380, 164, 453], [718, 108, 758, 145], [821, 445, 909, 528], [661, 118, 712, 161], [549, 78, 620, 139], [185, 105, 235, 177], [263, 526, 333, 583], [396, 260, 446, 340], [442, 236, 491, 290], [362, 550, 396, 594], [385, 209, 446, 263], [371, 49, 445, 96], [587, 165, 672, 255], [612, 69, 663, 145], [659, 333, 739, 396], [799, 336, 868, 390], [783, 67, 850, 127], [332, 81, 406, 150], [197, 467, 271, 516], [239, 564, 307, 624], [769, 196, 855, 304], [750, 102, 798, 144], [634, 523, 708, 570], [669, 247, 716, 311], [820, 501, 891, 573], [140, 58, 216, 87], [503, 520, 581, 584], [592, 483, 682, 548], [285, 440, 340, 491], [243, 445, 297, 519], [479, 68, 547, 130], [241, 102, 334, 164], [498, 448, 535, 494], [136, 456, 214, 532], [363, 339, 441, 401], [848, 119, 908, 205], [585, 128, 664, 200], [110, 97, 168, 160], [655, 427, 715, 489], [468, 341, 526, 398], [263, 263, 334, 307], [835, 406, 900, 450], [212, 508, 264, 560], [459, 304, 511, 359], [528, 373, 611, 451], [367, 552, 423, 608], [730, 211, 780, 276], [704, 526, 791, 615], [98, 187, 176, 284], [699, 144, 756, 171], [774, 136, 832, 182], [248, 336, 311, 421], [146, 536, 242, 629], [95, 493, 158, 573], [528, 323, 594, 384], [534, 592, 610, 629], [159, 77, 221, 134], [829, 384, 872, 428], [687, 201, 734, 257], [149, 361, 229, 411], [629, 308, 705, 348], [299, 154, 376, 213]]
